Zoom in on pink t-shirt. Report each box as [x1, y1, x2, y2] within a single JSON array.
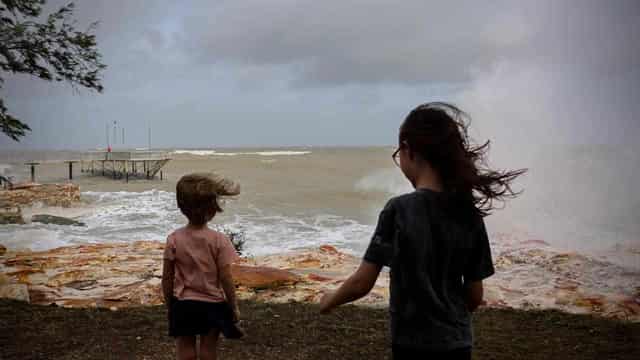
[[163, 226, 239, 303]]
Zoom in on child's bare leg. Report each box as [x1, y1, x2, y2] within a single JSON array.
[[176, 336, 197, 360], [199, 329, 220, 360]]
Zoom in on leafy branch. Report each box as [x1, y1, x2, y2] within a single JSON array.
[[0, 0, 106, 141]]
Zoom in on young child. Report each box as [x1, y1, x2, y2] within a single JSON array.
[[162, 173, 243, 360], [319, 102, 526, 359]]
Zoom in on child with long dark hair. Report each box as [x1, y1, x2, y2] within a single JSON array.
[[162, 173, 243, 360], [319, 102, 526, 359]]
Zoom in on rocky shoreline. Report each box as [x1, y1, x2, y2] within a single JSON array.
[[0, 183, 81, 225], [0, 239, 638, 323], [0, 241, 387, 310], [0, 183, 81, 208], [0, 183, 638, 323]]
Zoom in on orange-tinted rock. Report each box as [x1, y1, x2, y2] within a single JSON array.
[[231, 265, 301, 289], [132, 240, 165, 251], [1, 240, 636, 323], [9, 182, 41, 190], [0, 207, 24, 224], [0, 284, 30, 302], [554, 279, 581, 291], [574, 297, 605, 309], [0, 244, 6, 256], [64, 280, 98, 290], [28, 288, 51, 304], [0, 242, 381, 309], [47, 270, 92, 287], [103, 279, 163, 305], [319, 245, 339, 255], [7, 268, 45, 285], [308, 273, 332, 282], [620, 298, 640, 315], [57, 299, 99, 308], [498, 286, 527, 296], [4, 255, 57, 269], [0, 183, 81, 208], [7, 268, 45, 277], [294, 256, 322, 268], [520, 239, 550, 246]]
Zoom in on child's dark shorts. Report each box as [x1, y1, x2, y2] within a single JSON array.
[[168, 297, 243, 339]]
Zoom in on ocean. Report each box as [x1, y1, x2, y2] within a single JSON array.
[[0, 146, 638, 268]]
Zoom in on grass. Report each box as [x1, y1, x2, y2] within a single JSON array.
[[1, 299, 638, 359]]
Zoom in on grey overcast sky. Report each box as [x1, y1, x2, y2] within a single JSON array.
[[1, 0, 638, 150]]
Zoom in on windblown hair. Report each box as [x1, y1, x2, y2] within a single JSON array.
[[399, 102, 527, 217], [176, 173, 240, 226]]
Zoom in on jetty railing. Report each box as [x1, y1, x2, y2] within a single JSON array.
[[80, 150, 171, 181]]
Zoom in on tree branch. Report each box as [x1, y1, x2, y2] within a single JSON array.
[[0, 0, 106, 141]]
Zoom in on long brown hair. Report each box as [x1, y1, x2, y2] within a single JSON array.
[[399, 102, 526, 217]]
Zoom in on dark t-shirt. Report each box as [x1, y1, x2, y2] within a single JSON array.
[[364, 189, 495, 351]]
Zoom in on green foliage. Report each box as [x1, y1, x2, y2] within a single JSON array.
[[228, 230, 247, 256], [0, 0, 106, 141], [213, 225, 247, 256]]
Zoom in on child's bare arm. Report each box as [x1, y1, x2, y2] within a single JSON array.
[[219, 264, 239, 320], [319, 260, 382, 313], [161, 259, 175, 306]]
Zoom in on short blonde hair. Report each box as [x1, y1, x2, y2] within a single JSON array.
[[176, 173, 240, 225]]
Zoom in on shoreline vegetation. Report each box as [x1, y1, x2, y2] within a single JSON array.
[[1, 298, 639, 359]]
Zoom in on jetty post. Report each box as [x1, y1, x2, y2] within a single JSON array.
[[64, 161, 78, 180], [25, 162, 39, 182]]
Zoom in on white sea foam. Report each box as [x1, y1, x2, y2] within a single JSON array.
[[224, 212, 372, 256], [0, 163, 17, 182], [172, 150, 311, 157], [0, 163, 12, 175], [254, 151, 311, 156], [355, 168, 412, 195], [0, 226, 68, 252], [1, 185, 636, 270], [173, 150, 218, 156], [211, 152, 241, 156], [0, 190, 371, 256], [21, 205, 95, 222]]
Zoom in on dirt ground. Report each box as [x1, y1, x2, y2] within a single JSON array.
[[1, 299, 638, 360]]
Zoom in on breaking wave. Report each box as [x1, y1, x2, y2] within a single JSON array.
[[0, 190, 370, 256], [172, 150, 311, 157]]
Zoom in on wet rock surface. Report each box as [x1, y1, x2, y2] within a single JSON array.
[[30, 214, 86, 226], [0, 183, 81, 208], [0, 242, 388, 310], [0, 240, 638, 322], [0, 207, 24, 224], [485, 235, 640, 321]]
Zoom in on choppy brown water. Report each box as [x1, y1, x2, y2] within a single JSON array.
[[0, 146, 638, 259], [0, 147, 398, 221]]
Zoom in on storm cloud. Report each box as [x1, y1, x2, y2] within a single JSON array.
[[1, 0, 638, 149]]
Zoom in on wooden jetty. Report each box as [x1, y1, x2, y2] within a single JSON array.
[[16, 150, 171, 184], [80, 150, 171, 181]]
